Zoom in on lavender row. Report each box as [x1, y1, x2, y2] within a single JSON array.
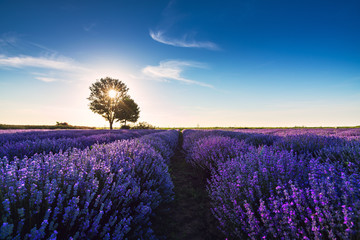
[[0, 129, 105, 145], [183, 129, 279, 151], [0, 130, 179, 239], [315, 140, 360, 173], [273, 134, 360, 173], [232, 128, 360, 140], [208, 147, 360, 239], [184, 129, 359, 161], [0, 129, 157, 146], [273, 134, 346, 155], [185, 135, 250, 171], [184, 129, 360, 173], [139, 130, 179, 163], [183, 130, 360, 239], [0, 130, 159, 160], [0, 129, 52, 135]]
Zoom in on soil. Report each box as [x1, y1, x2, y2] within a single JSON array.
[[152, 132, 224, 240]]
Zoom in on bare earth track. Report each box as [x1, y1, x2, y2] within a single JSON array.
[[152, 132, 224, 240]]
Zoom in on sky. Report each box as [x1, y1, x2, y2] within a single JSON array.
[[0, 0, 359, 128]]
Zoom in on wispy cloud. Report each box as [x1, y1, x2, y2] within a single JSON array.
[[83, 23, 96, 32], [0, 35, 17, 48], [150, 30, 219, 50], [0, 55, 86, 71], [0, 32, 22, 53], [0, 54, 90, 83], [34, 76, 58, 82], [0, 33, 59, 57], [0, 35, 137, 86], [0, 34, 92, 83], [142, 60, 214, 88]]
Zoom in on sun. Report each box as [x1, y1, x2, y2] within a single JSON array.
[[108, 89, 117, 98]]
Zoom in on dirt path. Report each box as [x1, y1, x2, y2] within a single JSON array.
[[152, 132, 224, 240]]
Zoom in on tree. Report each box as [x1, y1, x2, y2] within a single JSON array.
[[88, 77, 129, 130], [132, 122, 155, 129], [115, 97, 140, 126], [56, 121, 69, 126]]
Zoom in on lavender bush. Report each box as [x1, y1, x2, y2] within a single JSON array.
[[139, 130, 179, 162], [0, 130, 158, 160], [230, 128, 360, 140], [183, 130, 360, 240], [0, 129, 107, 145], [186, 136, 250, 171], [0, 129, 160, 146], [223, 131, 280, 147], [0, 130, 178, 239], [315, 140, 360, 174], [273, 134, 346, 156], [182, 129, 224, 152], [208, 148, 360, 239], [183, 129, 279, 151]]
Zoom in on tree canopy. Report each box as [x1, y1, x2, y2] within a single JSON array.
[[88, 77, 134, 129], [115, 97, 140, 126]]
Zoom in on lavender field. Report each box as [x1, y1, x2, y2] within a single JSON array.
[[0, 129, 178, 239], [184, 129, 360, 239], [1, 128, 360, 239]]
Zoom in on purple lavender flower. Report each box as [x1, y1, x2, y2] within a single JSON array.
[[0, 130, 178, 239]]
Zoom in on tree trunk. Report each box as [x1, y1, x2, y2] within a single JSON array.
[[124, 120, 127, 126], [109, 121, 113, 130]]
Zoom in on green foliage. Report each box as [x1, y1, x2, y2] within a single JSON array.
[[56, 121, 69, 126], [115, 97, 140, 126], [132, 122, 155, 129], [88, 77, 129, 129]]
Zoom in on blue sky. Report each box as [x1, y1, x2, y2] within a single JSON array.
[[0, 0, 359, 127]]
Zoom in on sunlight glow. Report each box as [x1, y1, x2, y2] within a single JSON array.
[[108, 89, 117, 98]]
